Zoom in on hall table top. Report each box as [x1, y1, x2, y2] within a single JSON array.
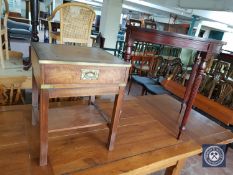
[[1, 94, 232, 174]]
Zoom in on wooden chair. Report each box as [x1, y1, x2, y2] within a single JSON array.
[[128, 56, 164, 95], [129, 54, 155, 77], [48, 2, 95, 45], [143, 62, 182, 95], [200, 60, 230, 99], [0, 77, 26, 105], [0, 0, 9, 69], [216, 82, 233, 106]]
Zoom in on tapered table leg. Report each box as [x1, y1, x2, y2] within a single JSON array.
[[178, 58, 207, 139], [32, 71, 38, 125], [107, 86, 125, 151], [40, 89, 49, 166], [179, 55, 201, 114]]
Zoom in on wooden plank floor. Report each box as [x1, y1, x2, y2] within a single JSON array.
[[0, 95, 232, 175]]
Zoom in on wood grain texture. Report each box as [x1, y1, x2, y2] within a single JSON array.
[[31, 43, 131, 166], [124, 26, 226, 62], [48, 104, 107, 133], [31, 42, 130, 67], [162, 79, 233, 125], [39, 89, 49, 166], [32, 73, 39, 125], [0, 96, 233, 174], [43, 64, 128, 85], [108, 86, 125, 150]]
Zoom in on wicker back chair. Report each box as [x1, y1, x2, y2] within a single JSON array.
[[0, 0, 9, 69], [48, 2, 95, 45]]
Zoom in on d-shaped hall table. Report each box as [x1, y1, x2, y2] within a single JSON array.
[[31, 42, 131, 166]]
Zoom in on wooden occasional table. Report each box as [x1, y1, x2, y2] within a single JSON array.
[[31, 42, 131, 166]]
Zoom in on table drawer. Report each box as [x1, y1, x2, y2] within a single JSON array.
[[43, 64, 129, 85]]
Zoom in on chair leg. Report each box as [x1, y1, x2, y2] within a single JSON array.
[[0, 35, 5, 69], [141, 87, 146, 96], [128, 79, 133, 95], [49, 34, 52, 44], [4, 32, 9, 60]]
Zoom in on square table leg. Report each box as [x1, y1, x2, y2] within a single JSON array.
[[164, 159, 186, 175], [107, 86, 125, 151], [32, 72, 38, 125], [39, 89, 49, 166]]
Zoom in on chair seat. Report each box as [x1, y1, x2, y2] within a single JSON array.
[[9, 28, 31, 35], [132, 75, 164, 86], [144, 84, 171, 95], [134, 64, 150, 71]]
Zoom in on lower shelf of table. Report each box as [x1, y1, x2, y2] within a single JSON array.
[[48, 104, 109, 133]]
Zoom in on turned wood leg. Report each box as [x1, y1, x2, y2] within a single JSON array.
[[40, 89, 49, 166], [165, 159, 186, 175], [179, 56, 201, 114], [178, 58, 207, 139], [32, 72, 39, 125], [108, 86, 125, 151]]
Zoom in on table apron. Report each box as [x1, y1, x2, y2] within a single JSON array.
[[47, 86, 121, 98]]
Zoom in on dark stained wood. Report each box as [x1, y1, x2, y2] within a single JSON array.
[[177, 56, 208, 139], [40, 89, 49, 166], [31, 43, 131, 165], [108, 86, 125, 150], [124, 26, 226, 139], [179, 55, 201, 113], [0, 95, 233, 174], [30, 0, 39, 41], [32, 72, 39, 126], [124, 26, 225, 62]]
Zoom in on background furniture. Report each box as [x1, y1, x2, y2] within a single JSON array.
[[48, 2, 95, 45], [31, 42, 130, 166], [7, 19, 31, 40], [124, 26, 225, 138], [0, 76, 26, 105], [0, 51, 32, 90], [162, 79, 233, 125], [0, 0, 9, 69]]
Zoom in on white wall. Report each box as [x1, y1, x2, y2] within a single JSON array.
[[222, 32, 233, 52]]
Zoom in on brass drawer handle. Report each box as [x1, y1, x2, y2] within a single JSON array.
[[81, 69, 99, 80]]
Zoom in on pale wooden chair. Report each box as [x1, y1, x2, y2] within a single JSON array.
[[47, 2, 95, 45], [0, 0, 10, 69], [0, 77, 26, 105]]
